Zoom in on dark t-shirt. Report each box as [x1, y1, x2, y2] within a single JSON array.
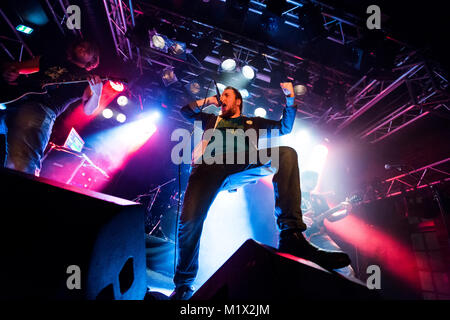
[[32, 53, 88, 117], [205, 116, 251, 158]]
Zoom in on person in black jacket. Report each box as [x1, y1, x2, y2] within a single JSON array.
[[0, 39, 102, 175], [170, 83, 351, 300]]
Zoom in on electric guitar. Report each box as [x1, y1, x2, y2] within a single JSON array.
[[304, 194, 361, 239], [0, 72, 127, 105]]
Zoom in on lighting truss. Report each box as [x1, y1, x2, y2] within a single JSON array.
[[380, 158, 450, 198], [101, 0, 448, 144], [44, 0, 82, 37], [0, 8, 34, 60], [0, 0, 81, 62], [101, 0, 357, 90], [332, 59, 449, 143]]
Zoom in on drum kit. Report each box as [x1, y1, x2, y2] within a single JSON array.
[[133, 178, 183, 243]]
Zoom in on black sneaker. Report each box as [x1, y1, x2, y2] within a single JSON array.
[[278, 229, 351, 270], [169, 285, 195, 300]]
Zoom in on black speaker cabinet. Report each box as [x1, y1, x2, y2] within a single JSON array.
[[0, 168, 147, 300], [192, 239, 379, 300]]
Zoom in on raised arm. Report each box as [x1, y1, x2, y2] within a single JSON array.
[[180, 96, 220, 124], [81, 75, 103, 115], [255, 82, 297, 135]]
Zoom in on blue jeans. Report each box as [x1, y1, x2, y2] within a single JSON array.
[[3, 102, 56, 175], [174, 146, 307, 288]]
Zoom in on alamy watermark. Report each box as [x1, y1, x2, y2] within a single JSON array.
[[366, 5, 381, 30], [66, 265, 81, 290], [66, 5, 81, 30], [366, 264, 381, 289]]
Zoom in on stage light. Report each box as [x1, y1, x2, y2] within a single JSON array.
[[254, 107, 267, 118], [306, 144, 329, 173], [102, 108, 114, 119], [242, 65, 255, 80], [16, 24, 33, 34], [116, 113, 127, 123], [0, 104, 6, 110], [221, 58, 237, 72], [150, 111, 161, 121], [219, 42, 236, 72], [151, 34, 165, 50], [109, 81, 124, 92], [316, 144, 328, 155], [294, 84, 307, 96], [162, 68, 177, 86], [296, 130, 310, 142], [239, 89, 249, 99], [188, 81, 201, 95], [117, 95, 128, 107], [169, 42, 185, 55]]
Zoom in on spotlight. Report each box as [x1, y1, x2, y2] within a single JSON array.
[[254, 107, 267, 118], [239, 89, 249, 99], [150, 111, 161, 121], [294, 85, 307, 96], [219, 42, 237, 72], [221, 58, 236, 72], [242, 65, 255, 80], [102, 108, 113, 119], [315, 144, 329, 155], [189, 81, 201, 95], [0, 104, 6, 110], [161, 68, 177, 86], [117, 95, 128, 107], [109, 81, 125, 92], [169, 42, 185, 55], [116, 113, 127, 123], [16, 24, 33, 34]]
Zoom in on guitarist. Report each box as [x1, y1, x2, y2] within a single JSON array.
[[301, 170, 356, 277], [0, 38, 103, 175]]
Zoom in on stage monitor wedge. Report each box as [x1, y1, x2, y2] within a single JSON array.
[[0, 168, 147, 300], [193, 239, 379, 300]]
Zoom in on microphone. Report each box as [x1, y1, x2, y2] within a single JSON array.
[[384, 164, 406, 170], [213, 80, 222, 107]]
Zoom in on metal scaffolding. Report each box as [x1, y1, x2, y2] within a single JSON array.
[[383, 158, 450, 197], [0, 8, 34, 61], [101, 0, 449, 143]]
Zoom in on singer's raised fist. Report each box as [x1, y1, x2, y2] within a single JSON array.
[[208, 95, 220, 107]]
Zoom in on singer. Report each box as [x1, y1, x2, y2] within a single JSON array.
[[170, 82, 352, 299]]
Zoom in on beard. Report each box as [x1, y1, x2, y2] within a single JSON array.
[[221, 104, 239, 118]]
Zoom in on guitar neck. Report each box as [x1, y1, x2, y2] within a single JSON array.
[[43, 77, 112, 87], [314, 205, 343, 223]]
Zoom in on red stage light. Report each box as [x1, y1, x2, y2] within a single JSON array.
[[109, 80, 125, 92]]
